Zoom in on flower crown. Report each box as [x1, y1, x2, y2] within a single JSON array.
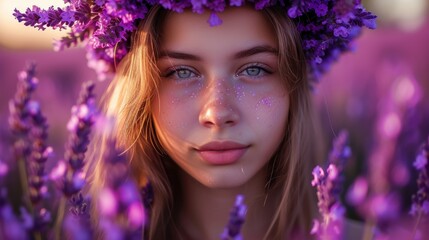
[[14, 0, 376, 82]]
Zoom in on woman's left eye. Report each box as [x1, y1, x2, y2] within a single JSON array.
[[176, 69, 195, 79], [163, 66, 200, 80], [237, 64, 271, 77]]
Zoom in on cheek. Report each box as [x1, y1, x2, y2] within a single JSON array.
[[236, 80, 289, 126], [152, 88, 196, 143]]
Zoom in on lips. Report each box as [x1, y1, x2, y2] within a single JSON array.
[[196, 141, 249, 165]]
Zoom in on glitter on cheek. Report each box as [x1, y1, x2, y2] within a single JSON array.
[[170, 97, 180, 104], [254, 97, 275, 121], [235, 85, 246, 102], [258, 97, 274, 107]]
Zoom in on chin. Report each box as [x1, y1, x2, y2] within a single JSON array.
[[192, 166, 263, 189], [200, 176, 249, 189]]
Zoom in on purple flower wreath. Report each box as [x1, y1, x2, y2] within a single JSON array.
[[14, 0, 376, 82]]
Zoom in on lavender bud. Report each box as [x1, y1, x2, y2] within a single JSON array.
[[221, 194, 247, 240]]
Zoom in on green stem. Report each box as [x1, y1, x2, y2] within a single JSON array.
[[18, 157, 42, 240], [34, 232, 42, 240], [54, 197, 67, 240], [410, 211, 422, 240], [362, 217, 376, 240], [18, 157, 33, 213]]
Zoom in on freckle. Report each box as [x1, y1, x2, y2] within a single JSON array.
[[171, 97, 180, 104]]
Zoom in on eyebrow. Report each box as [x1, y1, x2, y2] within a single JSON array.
[[158, 45, 278, 61], [233, 45, 278, 59], [158, 51, 201, 61]]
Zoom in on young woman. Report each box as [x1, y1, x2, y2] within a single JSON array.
[[14, 1, 376, 239], [89, 5, 318, 239]]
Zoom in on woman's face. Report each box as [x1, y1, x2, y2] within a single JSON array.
[[153, 6, 290, 188]]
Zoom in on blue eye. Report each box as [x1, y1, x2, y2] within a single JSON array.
[[176, 69, 194, 78], [165, 67, 199, 80], [238, 64, 271, 77], [244, 67, 262, 76]]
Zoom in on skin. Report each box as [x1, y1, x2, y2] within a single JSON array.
[[152, 6, 290, 240]]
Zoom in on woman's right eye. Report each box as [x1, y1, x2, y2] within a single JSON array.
[[164, 67, 199, 80]]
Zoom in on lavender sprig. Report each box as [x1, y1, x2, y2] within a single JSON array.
[[288, 0, 376, 81], [51, 81, 96, 239], [410, 137, 429, 235], [221, 194, 247, 240], [60, 81, 97, 198], [311, 130, 350, 239], [27, 100, 52, 205], [8, 63, 38, 163], [8, 64, 53, 236], [26, 100, 53, 234]]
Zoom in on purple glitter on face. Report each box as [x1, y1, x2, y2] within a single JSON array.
[[257, 97, 273, 107]]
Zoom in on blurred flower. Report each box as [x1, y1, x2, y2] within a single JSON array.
[[8, 63, 38, 160], [98, 137, 145, 238], [410, 138, 429, 217], [347, 176, 369, 206], [221, 194, 247, 240], [0, 160, 8, 177], [0, 204, 30, 239], [311, 130, 350, 239], [63, 213, 91, 240], [8, 63, 53, 234], [27, 99, 52, 205], [59, 81, 97, 197]]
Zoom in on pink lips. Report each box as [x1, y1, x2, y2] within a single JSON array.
[[196, 141, 249, 165]]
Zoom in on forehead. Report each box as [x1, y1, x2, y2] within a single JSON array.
[[160, 6, 277, 56]]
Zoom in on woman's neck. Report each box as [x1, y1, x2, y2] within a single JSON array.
[[175, 166, 278, 240]]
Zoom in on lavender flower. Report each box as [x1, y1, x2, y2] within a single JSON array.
[[26, 101, 53, 233], [0, 160, 8, 178], [0, 202, 29, 239], [311, 130, 350, 239], [8, 63, 52, 234], [48, 81, 96, 239], [8, 63, 38, 161], [64, 192, 92, 240], [27, 100, 52, 205], [221, 194, 247, 240], [60, 81, 97, 197], [410, 138, 429, 216]]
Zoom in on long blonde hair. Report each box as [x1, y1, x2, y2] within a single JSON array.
[[87, 5, 319, 240]]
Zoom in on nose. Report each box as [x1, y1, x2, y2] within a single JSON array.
[[199, 79, 239, 129]]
